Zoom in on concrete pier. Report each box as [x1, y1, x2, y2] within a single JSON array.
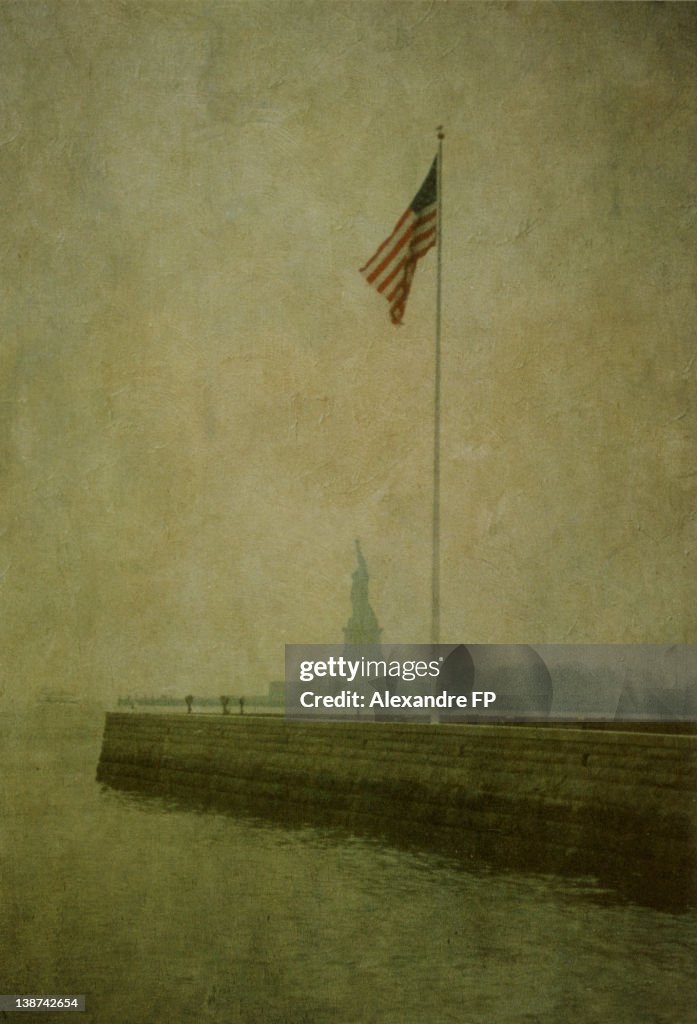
[[97, 712, 697, 906]]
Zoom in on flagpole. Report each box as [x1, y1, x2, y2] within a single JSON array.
[[432, 126, 444, 645]]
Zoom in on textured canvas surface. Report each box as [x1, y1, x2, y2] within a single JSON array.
[[1, 5, 696, 1020], [2, 2, 696, 706]]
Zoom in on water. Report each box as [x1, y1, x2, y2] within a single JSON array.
[[1, 707, 696, 1024]]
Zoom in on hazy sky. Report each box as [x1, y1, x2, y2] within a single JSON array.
[[1, 2, 696, 702]]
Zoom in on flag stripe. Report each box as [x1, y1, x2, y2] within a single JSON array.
[[365, 221, 414, 284], [367, 207, 436, 288], [358, 209, 412, 274], [368, 209, 436, 294], [360, 159, 438, 325], [373, 220, 436, 299]]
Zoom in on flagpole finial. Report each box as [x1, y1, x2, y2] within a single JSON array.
[[437, 125, 444, 140]]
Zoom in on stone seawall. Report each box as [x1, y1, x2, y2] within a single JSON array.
[[97, 713, 697, 905]]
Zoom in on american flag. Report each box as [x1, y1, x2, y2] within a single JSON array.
[[360, 157, 438, 325]]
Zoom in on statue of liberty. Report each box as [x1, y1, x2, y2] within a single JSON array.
[[343, 540, 382, 645]]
